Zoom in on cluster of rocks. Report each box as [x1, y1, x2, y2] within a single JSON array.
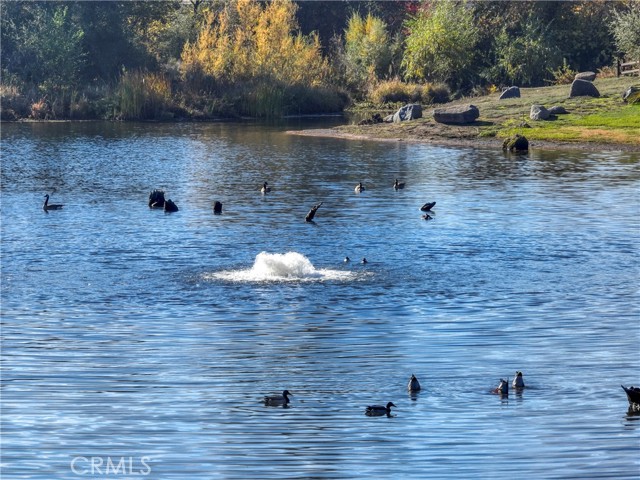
[[530, 104, 569, 120]]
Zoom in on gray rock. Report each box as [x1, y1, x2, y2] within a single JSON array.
[[569, 79, 600, 98], [530, 104, 550, 120], [575, 71, 596, 82], [548, 105, 569, 115], [499, 86, 521, 99], [433, 104, 479, 124], [392, 103, 422, 123]]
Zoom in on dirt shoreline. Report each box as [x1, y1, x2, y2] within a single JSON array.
[[288, 127, 639, 153]]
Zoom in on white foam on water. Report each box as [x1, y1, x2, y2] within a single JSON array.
[[207, 251, 357, 283]]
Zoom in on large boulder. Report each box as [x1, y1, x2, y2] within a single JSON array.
[[530, 104, 550, 120], [392, 103, 422, 123], [622, 86, 640, 104], [575, 71, 596, 82], [433, 104, 479, 124], [569, 79, 600, 98], [502, 134, 529, 153], [499, 86, 521, 99]]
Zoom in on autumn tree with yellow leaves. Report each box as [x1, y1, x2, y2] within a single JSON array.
[[181, 0, 329, 89]]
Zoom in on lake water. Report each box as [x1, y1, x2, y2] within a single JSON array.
[[1, 120, 639, 479]]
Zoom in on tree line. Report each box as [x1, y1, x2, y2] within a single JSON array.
[[1, 0, 638, 120]]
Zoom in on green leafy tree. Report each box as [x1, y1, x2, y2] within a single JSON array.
[[344, 12, 393, 92], [5, 5, 86, 93], [610, 6, 640, 62], [402, 1, 479, 91], [493, 14, 561, 87]]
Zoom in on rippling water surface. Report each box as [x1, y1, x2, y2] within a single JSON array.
[[2, 120, 639, 479]]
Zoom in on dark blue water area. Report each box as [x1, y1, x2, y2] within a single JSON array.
[[1, 120, 639, 478]]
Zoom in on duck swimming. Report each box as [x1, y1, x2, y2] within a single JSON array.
[[421, 201, 436, 212], [365, 402, 396, 416], [493, 379, 509, 395], [512, 371, 525, 388], [213, 201, 222, 214], [408, 374, 421, 392], [621, 385, 640, 407], [361, 257, 368, 264], [261, 182, 271, 194], [394, 179, 406, 190], [43, 194, 64, 211], [344, 256, 350, 263], [355, 182, 365, 193], [422, 214, 433, 221], [264, 390, 292, 407]]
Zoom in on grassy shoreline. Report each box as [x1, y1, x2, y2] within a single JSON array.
[[292, 76, 640, 152]]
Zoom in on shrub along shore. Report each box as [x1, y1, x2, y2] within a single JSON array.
[[292, 76, 640, 151]]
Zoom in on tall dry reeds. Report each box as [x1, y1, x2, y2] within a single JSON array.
[[117, 70, 172, 120]]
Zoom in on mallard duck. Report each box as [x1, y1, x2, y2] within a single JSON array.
[[354, 182, 365, 193], [305, 202, 322, 222], [622, 385, 640, 406], [213, 201, 222, 214], [43, 194, 64, 211], [408, 374, 421, 392], [512, 371, 525, 388], [164, 199, 179, 212], [264, 390, 292, 406], [261, 182, 271, 194], [421, 201, 436, 212], [365, 402, 396, 416], [394, 179, 406, 190], [493, 379, 509, 395]]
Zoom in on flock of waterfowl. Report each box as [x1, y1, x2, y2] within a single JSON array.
[[43, 178, 437, 221], [265, 372, 535, 418], [144, 178, 437, 222], [265, 373, 640, 416], [41, 187, 638, 413]]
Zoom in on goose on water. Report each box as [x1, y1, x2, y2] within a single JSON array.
[[261, 182, 271, 194], [264, 390, 292, 407], [512, 371, 525, 388], [43, 194, 63, 211], [305, 202, 322, 222], [408, 374, 421, 392], [164, 199, 179, 212], [365, 402, 396, 416], [355, 182, 365, 193], [149, 189, 165, 208], [394, 179, 406, 190]]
